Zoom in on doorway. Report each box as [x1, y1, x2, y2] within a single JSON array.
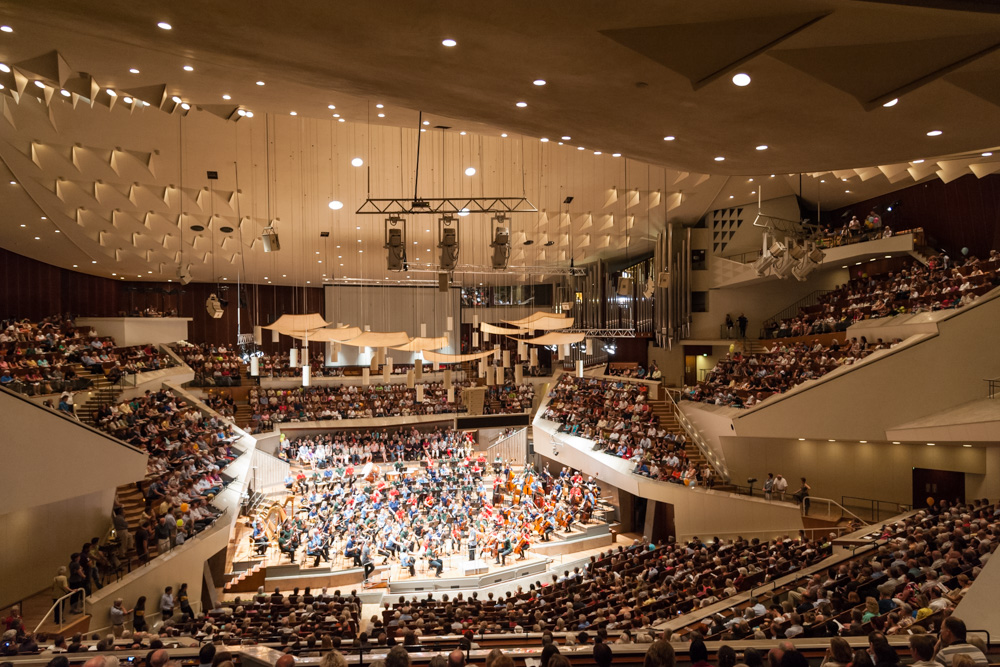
[[912, 468, 965, 509]]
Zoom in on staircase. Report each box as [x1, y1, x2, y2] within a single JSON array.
[[73, 365, 121, 426], [649, 395, 735, 493], [233, 401, 254, 430]]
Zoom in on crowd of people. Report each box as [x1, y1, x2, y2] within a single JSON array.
[[676, 499, 998, 648], [278, 428, 473, 467], [0, 317, 171, 396], [91, 388, 237, 563], [542, 376, 718, 487], [482, 383, 535, 414], [605, 361, 662, 380], [685, 338, 878, 408], [173, 343, 245, 387], [763, 253, 1000, 339]]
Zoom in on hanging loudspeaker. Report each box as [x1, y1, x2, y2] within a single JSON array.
[[514, 363, 523, 384], [472, 332, 479, 348], [576, 360, 584, 378], [444, 368, 452, 386], [250, 356, 259, 376], [302, 365, 311, 387], [271, 328, 280, 343], [289, 348, 298, 368], [447, 386, 455, 403], [530, 347, 538, 367], [586, 339, 593, 355], [416, 384, 424, 402], [406, 370, 415, 388], [414, 362, 422, 379], [502, 350, 510, 368], [253, 326, 262, 345]]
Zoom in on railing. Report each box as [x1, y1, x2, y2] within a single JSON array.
[[721, 249, 764, 265], [987, 377, 999, 399], [33, 587, 86, 634], [841, 495, 911, 523], [250, 447, 291, 497], [759, 289, 833, 337], [487, 427, 528, 465], [664, 387, 730, 483], [803, 496, 869, 525]]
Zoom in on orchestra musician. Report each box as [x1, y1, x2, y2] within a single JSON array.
[[428, 545, 444, 577], [361, 542, 375, 581], [497, 534, 513, 566], [401, 550, 416, 577], [467, 529, 477, 561]]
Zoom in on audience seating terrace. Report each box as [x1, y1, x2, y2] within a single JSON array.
[[685, 339, 876, 408], [763, 253, 1000, 339]]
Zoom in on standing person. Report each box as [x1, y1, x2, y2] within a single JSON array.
[[160, 585, 175, 621], [177, 583, 194, 617], [773, 474, 788, 501], [763, 473, 775, 501], [135, 521, 150, 563], [737, 314, 748, 339], [52, 567, 72, 624], [112, 507, 132, 558], [155, 517, 171, 555], [725, 314, 734, 339], [795, 477, 812, 513], [132, 596, 147, 633], [109, 598, 131, 638]]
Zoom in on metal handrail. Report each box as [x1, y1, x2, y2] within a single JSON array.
[[841, 495, 911, 522], [487, 427, 528, 465], [803, 496, 870, 525], [664, 387, 730, 483], [987, 378, 999, 399], [33, 587, 86, 635]]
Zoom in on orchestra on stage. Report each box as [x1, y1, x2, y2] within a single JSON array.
[[249, 428, 603, 581]]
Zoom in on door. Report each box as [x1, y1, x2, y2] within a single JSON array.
[[912, 468, 965, 509], [684, 355, 697, 386]]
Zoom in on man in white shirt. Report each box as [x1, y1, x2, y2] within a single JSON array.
[[773, 474, 788, 500]]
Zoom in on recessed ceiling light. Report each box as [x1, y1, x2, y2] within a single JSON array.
[[540, 138, 549, 143], [533, 79, 546, 86], [129, 68, 140, 74], [34, 236, 39, 240], [926, 130, 942, 137], [732, 73, 751, 87], [377, 113, 385, 118], [180, 103, 190, 110], [515, 101, 527, 108], [351, 157, 364, 167], [157, 21, 172, 30], [465, 167, 476, 176], [256, 80, 265, 86], [770, 174, 775, 177], [982, 152, 993, 157], [441, 38, 457, 47], [9, 181, 15, 185], [880, 98, 899, 108], [828, 439, 836, 442], [290, 111, 297, 116], [561, 136, 571, 141], [0, 26, 12, 33], [501, 133, 507, 138], [34, 81, 45, 89], [338, 118, 345, 123], [19, 224, 24, 227], [845, 190, 851, 193], [729, 195, 734, 199], [0, 64, 8, 75], [72, 264, 77, 268], [963, 444, 972, 448], [751, 190, 756, 195], [912, 159, 925, 164], [327, 104, 337, 110], [91, 260, 97, 264], [221, 94, 231, 101], [613, 153, 621, 157], [663, 136, 675, 141], [375, 103, 383, 109], [171, 95, 182, 103], [859, 440, 867, 444], [748, 178, 754, 182], [458, 208, 470, 217], [892, 441, 900, 445], [183, 65, 194, 72], [123, 96, 133, 104], [927, 443, 935, 446], [422, 120, 430, 126], [577, 146, 585, 150], [329, 200, 343, 210], [714, 156, 725, 161], [332, 113, 340, 118], [756, 145, 768, 151], [594, 151, 602, 155], [105, 88, 117, 97]]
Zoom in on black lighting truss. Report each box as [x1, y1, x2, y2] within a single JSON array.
[[356, 196, 537, 215]]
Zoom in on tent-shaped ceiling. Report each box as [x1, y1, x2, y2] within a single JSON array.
[[512, 332, 586, 346], [422, 349, 498, 363], [344, 331, 412, 348], [481, 322, 531, 335], [289, 326, 363, 342], [390, 336, 449, 352], [263, 313, 331, 337], [502, 311, 568, 327]]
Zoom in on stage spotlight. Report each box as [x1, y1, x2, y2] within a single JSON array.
[[768, 241, 787, 258], [438, 215, 459, 271], [262, 226, 280, 252], [206, 294, 225, 318], [751, 251, 777, 277], [384, 215, 407, 271], [490, 214, 511, 270]]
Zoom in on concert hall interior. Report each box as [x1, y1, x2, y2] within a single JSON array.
[[3, 2, 1000, 667]]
